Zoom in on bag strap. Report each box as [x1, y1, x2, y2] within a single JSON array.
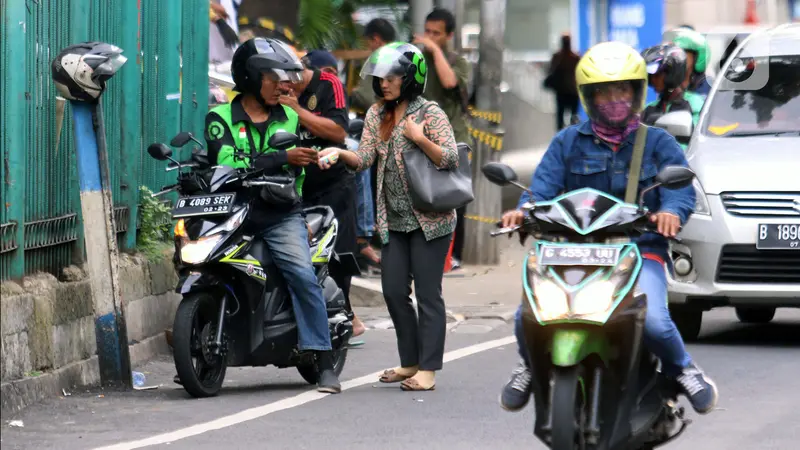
[[624, 125, 649, 204], [414, 101, 432, 125]]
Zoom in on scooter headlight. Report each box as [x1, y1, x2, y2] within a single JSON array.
[[532, 276, 570, 321], [180, 234, 224, 264], [572, 280, 616, 316]]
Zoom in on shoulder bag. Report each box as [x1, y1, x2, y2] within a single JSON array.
[[402, 101, 474, 213]]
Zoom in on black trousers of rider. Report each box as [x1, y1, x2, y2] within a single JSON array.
[[304, 175, 357, 312], [382, 229, 451, 371]]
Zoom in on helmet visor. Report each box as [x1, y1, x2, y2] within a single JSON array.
[[360, 46, 410, 80], [93, 53, 128, 77], [273, 68, 303, 83]]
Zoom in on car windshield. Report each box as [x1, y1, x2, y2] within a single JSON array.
[[704, 54, 800, 137]]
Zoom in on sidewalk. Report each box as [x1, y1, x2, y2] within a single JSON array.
[[351, 238, 526, 329]]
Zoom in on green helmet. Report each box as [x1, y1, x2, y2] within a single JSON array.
[[360, 42, 427, 100], [671, 28, 710, 73]]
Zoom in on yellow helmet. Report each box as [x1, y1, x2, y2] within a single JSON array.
[[575, 41, 648, 125]]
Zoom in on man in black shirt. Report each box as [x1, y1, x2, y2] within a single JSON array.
[[280, 55, 360, 335]]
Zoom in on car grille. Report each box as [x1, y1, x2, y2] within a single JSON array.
[[716, 245, 800, 284], [720, 192, 800, 217]]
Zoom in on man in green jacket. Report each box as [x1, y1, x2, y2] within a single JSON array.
[[205, 37, 343, 394], [641, 43, 704, 149]]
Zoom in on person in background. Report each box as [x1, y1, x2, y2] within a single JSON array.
[[545, 33, 581, 131], [305, 49, 381, 272], [641, 43, 705, 139], [671, 28, 713, 97], [281, 53, 365, 340], [317, 42, 459, 392], [209, 0, 242, 63], [413, 7, 471, 269], [351, 19, 397, 115], [302, 49, 370, 342], [351, 18, 397, 258]]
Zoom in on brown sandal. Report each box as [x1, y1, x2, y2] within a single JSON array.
[[379, 369, 414, 383], [400, 378, 435, 391]]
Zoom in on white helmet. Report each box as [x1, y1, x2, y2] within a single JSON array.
[[51, 42, 127, 102]]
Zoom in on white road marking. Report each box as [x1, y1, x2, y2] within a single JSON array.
[[95, 335, 516, 450]]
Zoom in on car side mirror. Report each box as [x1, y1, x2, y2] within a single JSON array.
[[268, 131, 300, 151], [147, 143, 173, 161], [655, 165, 696, 190], [348, 119, 364, 137], [653, 110, 694, 140], [170, 132, 193, 147]]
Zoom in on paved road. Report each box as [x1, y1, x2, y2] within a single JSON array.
[[2, 308, 798, 450]]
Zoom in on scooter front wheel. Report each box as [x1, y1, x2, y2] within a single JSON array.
[[173, 292, 228, 398], [550, 366, 583, 450]]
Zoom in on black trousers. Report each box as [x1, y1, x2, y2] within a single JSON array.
[[304, 176, 357, 312], [453, 206, 466, 261], [382, 229, 451, 371], [556, 93, 580, 131]]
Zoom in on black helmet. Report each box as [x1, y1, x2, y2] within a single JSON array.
[[641, 43, 688, 91], [231, 37, 304, 97], [360, 42, 427, 102], [51, 42, 127, 102]]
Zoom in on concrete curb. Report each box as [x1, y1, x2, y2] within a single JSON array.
[[0, 336, 168, 418]]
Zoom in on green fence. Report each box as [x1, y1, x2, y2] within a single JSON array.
[[1, 0, 209, 280]]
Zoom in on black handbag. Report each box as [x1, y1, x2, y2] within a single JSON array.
[[401, 102, 474, 213], [243, 125, 300, 208]]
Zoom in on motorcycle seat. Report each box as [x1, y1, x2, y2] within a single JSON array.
[[303, 205, 335, 237]]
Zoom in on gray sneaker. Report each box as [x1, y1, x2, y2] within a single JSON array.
[[675, 363, 718, 414], [499, 359, 532, 412]]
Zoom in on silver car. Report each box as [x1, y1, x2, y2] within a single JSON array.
[[666, 23, 800, 341]]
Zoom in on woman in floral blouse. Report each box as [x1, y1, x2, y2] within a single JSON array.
[[318, 42, 458, 391]]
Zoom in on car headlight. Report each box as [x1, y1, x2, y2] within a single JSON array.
[[532, 276, 570, 321], [180, 234, 223, 264], [572, 280, 616, 316], [692, 179, 711, 216]]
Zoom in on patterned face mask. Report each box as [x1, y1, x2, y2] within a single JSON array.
[[596, 100, 633, 124]]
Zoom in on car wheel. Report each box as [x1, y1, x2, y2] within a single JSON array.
[[669, 305, 703, 342], [735, 307, 776, 324]]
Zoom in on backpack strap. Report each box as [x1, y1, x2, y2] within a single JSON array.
[[624, 125, 649, 204]]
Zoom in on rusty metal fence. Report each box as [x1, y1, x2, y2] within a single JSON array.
[[1, 0, 209, 280]]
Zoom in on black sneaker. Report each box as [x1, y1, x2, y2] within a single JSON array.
[[316, 351, 341, 394], [675, 363, 718, 414], [499, 360, 532, 412], [317, 369, 341, 394]]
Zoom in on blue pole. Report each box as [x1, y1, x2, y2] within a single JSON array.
[[71, 101, 132, 387]]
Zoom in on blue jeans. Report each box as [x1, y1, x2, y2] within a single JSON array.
[[355, 169, 374, 238], [260, 213, 331, 351], [515, 259, 692, 376]]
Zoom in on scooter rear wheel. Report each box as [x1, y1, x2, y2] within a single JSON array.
[[173, 292, 228, 398], [297, 348, 348, 385], [550, 366, 583, 450]]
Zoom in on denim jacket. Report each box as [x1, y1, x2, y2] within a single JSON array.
[[518, 121, 696, 263]]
